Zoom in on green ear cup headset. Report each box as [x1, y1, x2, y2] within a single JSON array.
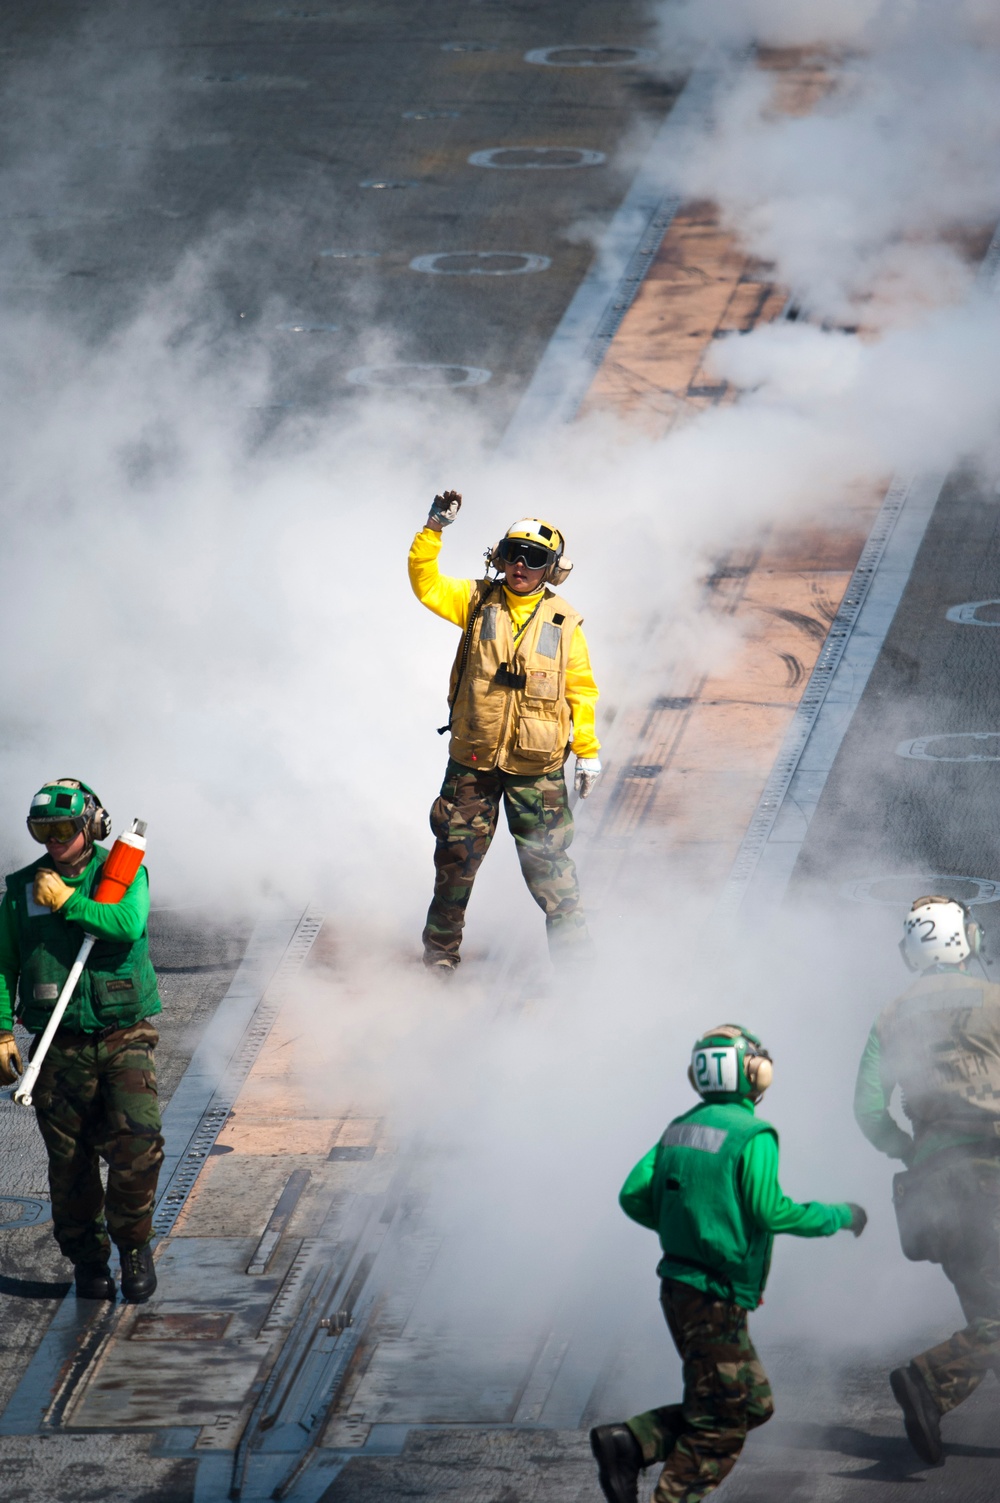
[[688, 1023, 774, 1103], [27, 778, 111, 845]]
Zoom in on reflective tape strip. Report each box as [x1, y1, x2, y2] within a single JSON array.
[[661, 1123, 728, 1154], [537, 621, 561, 659], [899, 988, 984, 1014]]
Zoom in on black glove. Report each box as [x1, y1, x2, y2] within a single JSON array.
[[845, 1203, 868, 1238]]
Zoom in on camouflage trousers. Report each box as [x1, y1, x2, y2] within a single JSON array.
[[31, 1020, 164, 1266], [907, 1154, 1000, 1415], [422, 758, 589, 965], [626, 1280, 774, 1503]]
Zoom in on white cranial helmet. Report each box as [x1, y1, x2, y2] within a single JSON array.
[[899, 895, 980, 972]]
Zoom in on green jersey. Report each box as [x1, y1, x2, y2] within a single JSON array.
[[620, 1099, 851, 1309], [0, 847, 160, 1034]]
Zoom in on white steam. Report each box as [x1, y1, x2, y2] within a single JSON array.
[[658, 0, 1000, 322]]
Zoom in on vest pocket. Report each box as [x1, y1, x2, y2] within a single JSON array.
[[516, 714, 561, 759], [93, 975, 143, 1023], [525, 669, 558, 701], [448, 728, 486, 768]]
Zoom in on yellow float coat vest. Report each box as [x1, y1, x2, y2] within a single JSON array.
[[447, 579, 582, 775]]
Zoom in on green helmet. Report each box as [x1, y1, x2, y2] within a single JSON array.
[[27, 779, 111, 846], [688, 1023, 773, 1104]]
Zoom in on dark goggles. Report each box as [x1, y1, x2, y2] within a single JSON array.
[[498, 537, 553, 571], [27, 817, 85, 845]]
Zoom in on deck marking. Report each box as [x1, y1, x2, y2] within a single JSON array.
[[0, 906, 322, 1437], [946, 599, 1000, 625], [842, 875, 1000, 906], [720, 221, 1000, 916], [153, 906, 324, 1238], [897, 732, 1000, 762], [500, 61, 725, 449], [524, 45, 657, 68]]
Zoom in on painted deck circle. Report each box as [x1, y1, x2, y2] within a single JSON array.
[[946, 599, 1000, 625], [468, 146, 605, 170], [409, 251, 551, 276], [0, 1195, 52, 1229], [524, 45, 656, 67], [345, 363, 492, 389], [897, 732, 1000, 762], [842, 875, 1000, 906]]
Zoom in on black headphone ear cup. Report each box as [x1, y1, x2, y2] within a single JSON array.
[[93, 808, 112, 841]]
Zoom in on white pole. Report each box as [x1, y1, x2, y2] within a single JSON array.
[[14, 933, 96, 1107]]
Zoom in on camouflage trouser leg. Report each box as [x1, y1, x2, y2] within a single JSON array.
[[502, 769, 590, 961], [912, 1244, 1000, 1413], [32, 1021, 165, 1265], [423, 761, 502, 963], [627, 1280, 774, 1503], [910, 1159, 1000, 1415], [913, 1318, 1000, 1414]]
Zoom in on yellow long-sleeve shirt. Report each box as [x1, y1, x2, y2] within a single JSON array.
[[408, 527, 600, 759]]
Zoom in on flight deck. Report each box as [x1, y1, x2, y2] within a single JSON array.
[[2, 5, 1000, 1502]]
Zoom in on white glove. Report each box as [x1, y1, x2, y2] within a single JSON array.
[[574, 756, 602, 798], [427, 489, 462, 529]]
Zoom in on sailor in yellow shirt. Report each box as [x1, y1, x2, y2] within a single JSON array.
[[409, 490, 601, 972]]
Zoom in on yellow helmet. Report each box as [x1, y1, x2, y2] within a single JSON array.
[[488, 517, 573, 585]]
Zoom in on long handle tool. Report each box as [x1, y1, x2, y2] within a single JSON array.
[[14, 936, 97, 1106], [14, 818, 148, 1107]]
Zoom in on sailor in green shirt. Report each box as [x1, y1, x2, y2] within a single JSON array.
[[855, 895, 1000, 1469], [591, 1024, 866, 1503], [0, 779, 163, 1304]]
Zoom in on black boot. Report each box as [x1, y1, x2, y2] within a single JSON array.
[[890, 1364, 944, 1467], [74, 1262, 116, 1300], [119, 1245, 157, 1304], [422, 953, 458, 976], [590, 1424, 643, 1503]]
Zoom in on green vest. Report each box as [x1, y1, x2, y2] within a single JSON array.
[[7, 850, 161, 1035], [653, 1100, 776, 1309]]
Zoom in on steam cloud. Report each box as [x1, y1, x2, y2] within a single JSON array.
[[0, 0, 995, 1409]]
